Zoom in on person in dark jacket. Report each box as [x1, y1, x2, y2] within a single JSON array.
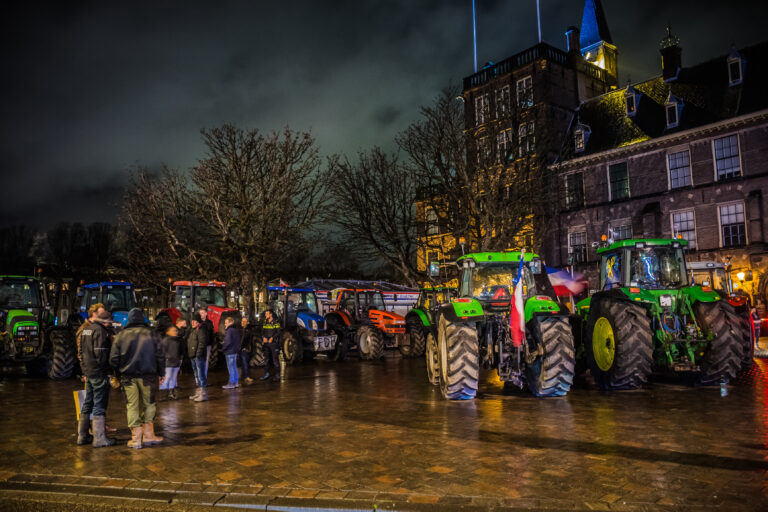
[[76, 303, 105, 382], [221, 317, 241, 389], [77, 309, 115, 447], [239, 316, 254, 384], [110, 308, 165, 449], [187, 313, 209, 402], [159, 324, 181, 400], [261, 310, 282, 382], [199, 308, 214, 378]]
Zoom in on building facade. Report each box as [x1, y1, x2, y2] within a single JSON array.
[[549, 36, 768, 300]]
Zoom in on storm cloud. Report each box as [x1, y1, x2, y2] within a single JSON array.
[[1, 0, 765, 227]]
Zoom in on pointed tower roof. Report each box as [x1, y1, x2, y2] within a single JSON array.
[[579, 0, 613, 49]]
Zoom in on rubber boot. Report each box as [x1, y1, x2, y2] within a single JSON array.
[[194, 387, 207, 402], [169, 388, 177, 400], [142, 423, 163, 445], [76, 416, 93, 445], [189, 387, 201, 400], [91, 416, 115, 448], [127, 426, 143, 449]]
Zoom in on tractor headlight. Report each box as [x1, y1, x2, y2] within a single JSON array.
[[660, 295, 672, 307]]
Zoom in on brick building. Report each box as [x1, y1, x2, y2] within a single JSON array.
[[549, 34, 768, 299]]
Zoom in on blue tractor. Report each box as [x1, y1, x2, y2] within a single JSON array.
[[75, 281, 144, 329], [267, 286, 340, 364]]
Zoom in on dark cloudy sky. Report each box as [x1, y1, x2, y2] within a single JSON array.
[[1, 0, 765, 228]]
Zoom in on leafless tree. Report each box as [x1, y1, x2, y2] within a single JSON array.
[[327, 148, 420, 286]]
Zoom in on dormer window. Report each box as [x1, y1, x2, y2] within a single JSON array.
[[727, 47, 745, 86], [665, 93, 683, 129], [573, 122, 591, 154], [624, 85, 640, 118]]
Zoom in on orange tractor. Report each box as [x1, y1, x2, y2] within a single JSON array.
[[324, 288, 406, 360]]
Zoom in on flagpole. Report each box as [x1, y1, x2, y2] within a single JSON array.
[[472, 0, 478, 72], [536, 0, 542, 43]]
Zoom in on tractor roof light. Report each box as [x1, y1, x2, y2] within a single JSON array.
[[601, 234, 607, 241], [737, 271, 745, 281], [635, 242, 646, 249]]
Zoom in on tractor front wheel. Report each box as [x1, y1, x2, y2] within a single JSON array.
[[326, 323, 347, 362], [47, 328, 75, 380], [425, 332, 439, 386], [250, 340, 266, 367], [281, 331, 303, 365], [357, 326, 384, 360], [437, 315, 478, 400], [407, 322, 427, 358], [586, 300, 653, 390], [694, 301, 743, 384], [525, 317, 576, 397]]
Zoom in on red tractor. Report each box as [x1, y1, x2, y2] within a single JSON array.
[[157, 280, 241, 367], [324, 288, 407, 360]]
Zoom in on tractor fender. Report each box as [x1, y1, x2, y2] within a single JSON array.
[[157, 307, 181, 325], [680, 286, 721, 305], [575, 297, 591, 321], [438, 299, 484, 324], [586, 290, 643, 322], [523, 295, 561, 323], [406, 309, 430, 328]]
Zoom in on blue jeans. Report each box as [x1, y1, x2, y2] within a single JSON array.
[[159, 366, 180, 389], [81, 376, 110, 417], [239, 351, 250, 379], [225, 354, 239, 384], [191, 357, 207, 387]]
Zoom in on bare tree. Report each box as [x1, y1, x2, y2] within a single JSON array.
[[399, 87, 561, 257], [327, 148, 420, 286]]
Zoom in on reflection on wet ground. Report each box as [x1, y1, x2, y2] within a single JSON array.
[[0, 354, 767, 510]]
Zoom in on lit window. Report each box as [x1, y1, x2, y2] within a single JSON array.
[[568, 231, 587, 263], [671, 210, 696, 249], [516, 76, 533, 108], [608, 162, 629, 201], [496, 86, 511, 118], [426, 209, 438, 236], [714, 135, 741, 180], [720, 203, 746, 247], [496, 129, 512, 163], [474, 94, 490, 125], [518, 121, 535, 156], [574, 129, 585, 152], [565, 172, 584, 209], [668, 150, 691, 189]]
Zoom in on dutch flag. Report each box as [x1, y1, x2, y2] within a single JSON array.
[[509, 251, 526, 347], [547, 266, 587, 297]]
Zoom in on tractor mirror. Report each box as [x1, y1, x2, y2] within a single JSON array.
[[530, 258, 542, 274]]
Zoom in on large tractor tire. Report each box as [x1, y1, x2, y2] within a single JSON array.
[[425, 332, 439, 386], [208, 341, 221, 370], [437, 315, 479, 400], [47, 328, 75, 380], [732, 309, 755, 372], [694, 301, 744, 384], [281, 330, 303, 365], [357, 326, 384, 360], [586, 300, 653, 390], [325, 322, 347, 362], [402, 320, 427, 358], [525, 317, 576, 397], [250, 340, 266, 367]]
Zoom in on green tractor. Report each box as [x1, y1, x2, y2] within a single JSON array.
[[576, 239, 744, 389], [433, 252, 575, 400], [403, 287, 456, 360], [0, 275, 75, 379]]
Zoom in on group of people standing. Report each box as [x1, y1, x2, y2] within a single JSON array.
[[75, 305, 283, 450]]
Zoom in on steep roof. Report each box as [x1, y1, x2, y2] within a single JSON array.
[[580, 0, 613, 48], [564, 40, 768, 158]]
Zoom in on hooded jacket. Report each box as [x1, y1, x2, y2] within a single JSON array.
[[79, 320, 112, 378], [109, 308, 164, 378], [221, 324, 241, 355], [160, 335, 182, 367]]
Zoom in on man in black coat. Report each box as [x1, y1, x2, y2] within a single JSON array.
[[110, 308, 165, 449], [186, 313, 209, 402], [238, 316, 254, 384], [261, 310, 282, 382], [77, 309, 116, 447], [221, 317, 241, 389]]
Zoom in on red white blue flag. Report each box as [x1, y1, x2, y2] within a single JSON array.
[[509, 251, 526, 347], [547, 266, 587, 297]]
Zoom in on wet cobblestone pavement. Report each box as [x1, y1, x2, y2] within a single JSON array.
[[1, 354, 767, 511]]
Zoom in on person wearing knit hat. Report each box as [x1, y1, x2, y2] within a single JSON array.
[[110, 308, 165, 449]]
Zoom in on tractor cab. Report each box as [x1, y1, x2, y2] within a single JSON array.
[[688, 261, 733, 298], [416, 287, 456, 311], [335, 289, 388, 322], [267, 287, 323, 330], [161, 280, 240, 338], [0, 276, 46, 360], [76, 281, 138, 328], [457, 252, 548, 311]]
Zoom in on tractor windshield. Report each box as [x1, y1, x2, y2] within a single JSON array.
[[464, 263, 535, 302], [194, 286, 227, 308], [691, 268, 729, 295], [282, 292, 318, 315], [174, 286, 192, 313], [629, 246, 686, 289], [0, 278, 41, 308], [101, 287, 136, 312], [359, 291, 385, 310]]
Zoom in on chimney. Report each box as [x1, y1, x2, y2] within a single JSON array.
[[660, 26, 682, 81], [566, 26, 580, 53]]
